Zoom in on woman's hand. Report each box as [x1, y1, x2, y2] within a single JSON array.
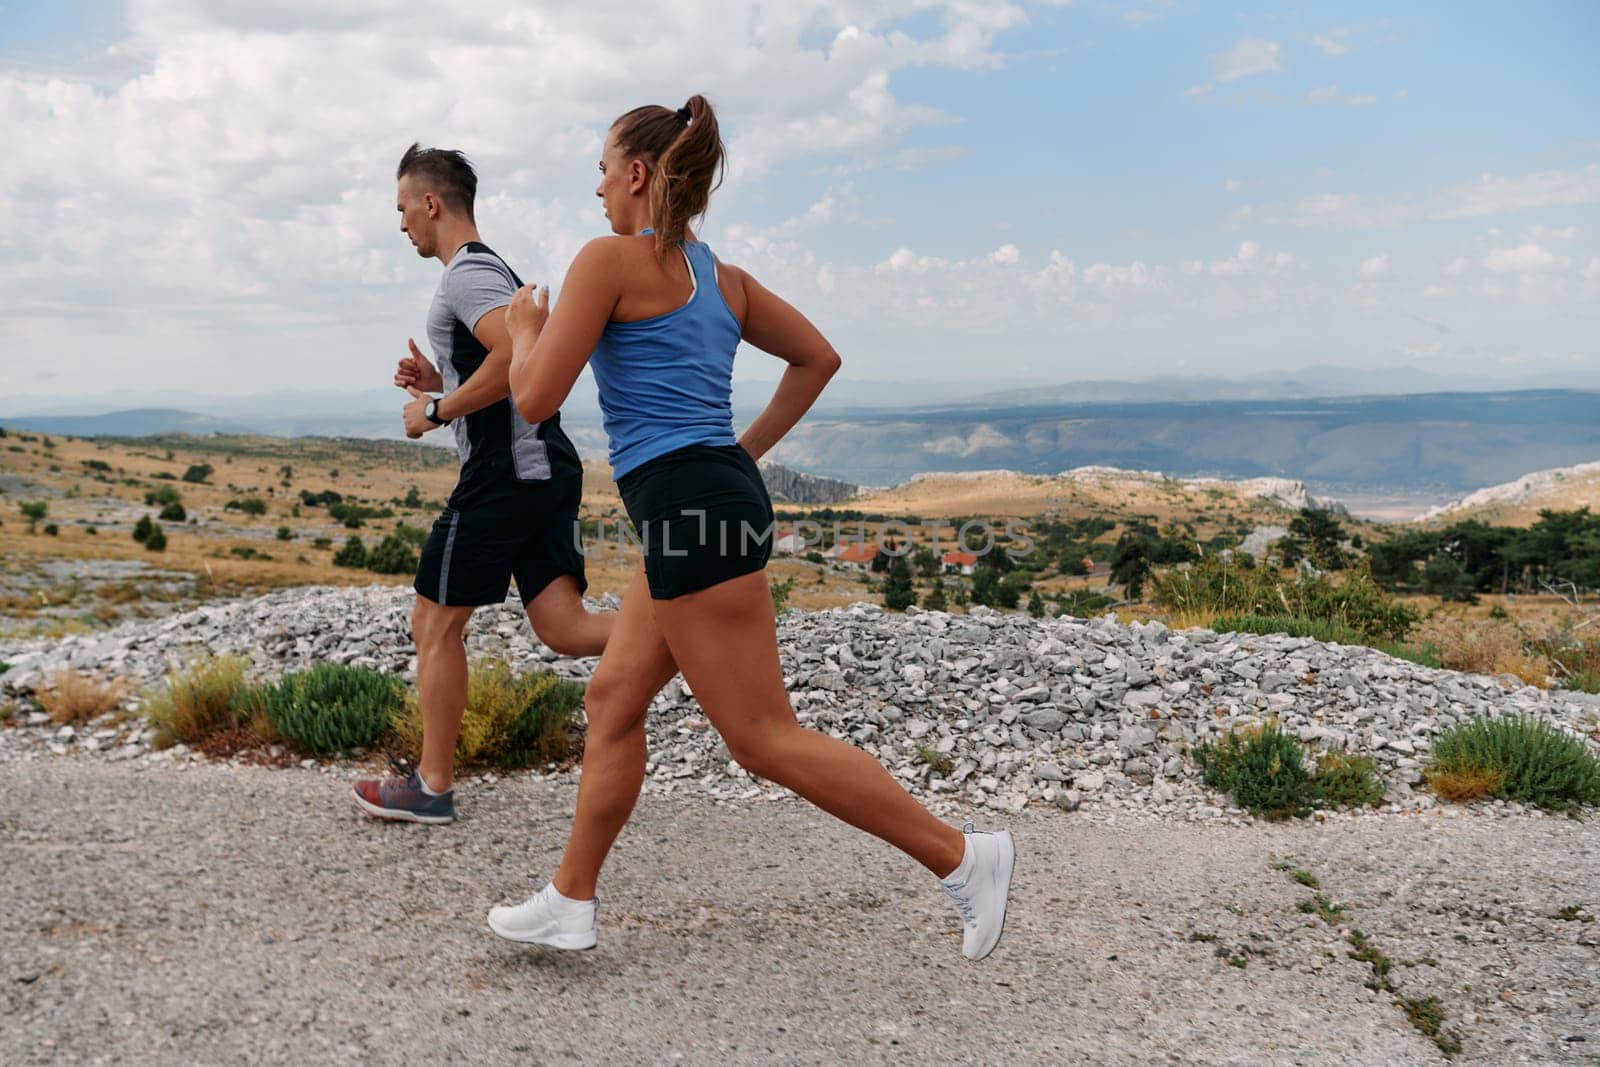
[[506, 283, 550, 341]]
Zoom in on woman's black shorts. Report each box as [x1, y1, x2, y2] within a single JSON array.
[[617, 443, 775, 600]]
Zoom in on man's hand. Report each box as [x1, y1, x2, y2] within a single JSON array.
[[505, 284, 549, 341], [395, 338, 444, 393], [402, 386, 440, 439]]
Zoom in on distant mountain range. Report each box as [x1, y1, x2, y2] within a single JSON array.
[[3, 387, 1597, 501]]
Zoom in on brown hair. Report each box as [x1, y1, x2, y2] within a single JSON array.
[[396, 143, 478, 221], [611, 95, 725, 259]]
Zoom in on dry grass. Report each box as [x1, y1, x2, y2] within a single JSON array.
[[1413, 613, 1551, 685], [142, 655, 262, 748], [37, 668, 133, 724], [1425, 766, 1506, 802], [392, 658, 585, 768]]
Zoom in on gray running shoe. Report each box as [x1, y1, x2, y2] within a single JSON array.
[[352, 758, 455, 824]]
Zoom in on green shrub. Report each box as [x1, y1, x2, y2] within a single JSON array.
[[43, 523, 58, 536], [132, 515, 154, 543], [145, 486, 182, 507], [770, 575, 797, 614], [19, 500, 47, 533], [392, 521, 429, 547], [143, 656, 260, 747], [144, 525, 167, 551], [260, 664, 403, 756], [1157, 558, 1416, 640], [392, 659, 585, 768], [181, 463, 213, 484], [159, 502, 186, 522], [1426, 715, 1600, 812], [276, 526, 292, 541], [365, 533, 418, 575], [1194, 722, 1314, 819], [226, 496, 267, 516], [331, 536, 367, 568], [1310, 752, 1384, 809]]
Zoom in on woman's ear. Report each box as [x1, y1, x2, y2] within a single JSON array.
[[628, 158, 651, 196]]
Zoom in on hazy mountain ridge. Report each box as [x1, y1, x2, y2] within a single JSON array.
[[4, 390, 1597, 508]]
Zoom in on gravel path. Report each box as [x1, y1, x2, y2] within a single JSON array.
[[4, 758, 1598, 1065]]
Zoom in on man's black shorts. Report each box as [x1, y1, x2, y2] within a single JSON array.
[[414, 473, 588, 607]]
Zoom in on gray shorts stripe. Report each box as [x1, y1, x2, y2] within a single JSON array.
[[437, 512, 461, 605]]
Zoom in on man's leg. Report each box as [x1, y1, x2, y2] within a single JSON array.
[[412, 594, 476, 792], [524, 575, 612, 658]]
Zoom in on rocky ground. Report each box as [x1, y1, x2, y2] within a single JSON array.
[[3, 585, 1597, 818], [4, 586, 1600, 1063]]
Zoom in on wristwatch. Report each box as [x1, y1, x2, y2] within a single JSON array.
[[424, 398, 450, 425]]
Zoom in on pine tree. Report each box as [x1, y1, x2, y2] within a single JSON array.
[[883, 556, 917, 611]]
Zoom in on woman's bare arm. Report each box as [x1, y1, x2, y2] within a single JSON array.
[[730, 266, 842, 461], [507, 239, 622, 426]]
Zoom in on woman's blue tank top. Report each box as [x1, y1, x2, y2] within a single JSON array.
[[588, 238, 742, 479]]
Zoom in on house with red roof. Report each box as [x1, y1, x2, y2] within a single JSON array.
[[941, 550, 979, 576]]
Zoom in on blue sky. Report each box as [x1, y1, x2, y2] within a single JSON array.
[[0, 0, 1596, 403]]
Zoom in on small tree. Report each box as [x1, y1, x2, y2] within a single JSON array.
[[1110, 533, 1152, 599], [181, 463, 214, 484], [365, 533, 418, 575], [132, 514, 155, 543], [995, 570, 1030, 609], [923, 576, 948, 612], [971, 566, 999, 607], [19, 500, 47, 533], [159, 502, 186, 522], [144, 524, 167, 551], [882, 556, 917, 611], [1028, 589, 1047, 618], [912, 545, 940, 577], [332, 535, 367, 568], [1423, 554, 1478, 603], [145, 486, 182, 507]]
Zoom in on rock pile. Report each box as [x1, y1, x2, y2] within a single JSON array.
[[4, 586, 1597, 818]]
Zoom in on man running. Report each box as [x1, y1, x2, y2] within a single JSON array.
[[353, 143, 612, 825]]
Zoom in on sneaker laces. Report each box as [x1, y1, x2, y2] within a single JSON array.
[[387, 755, 416, 783], [941, 880, 976, 928]]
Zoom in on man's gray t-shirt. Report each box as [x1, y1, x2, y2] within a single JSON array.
[[425, 243, 580, 487]]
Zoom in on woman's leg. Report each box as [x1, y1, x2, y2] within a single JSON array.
[[550, 567, 678, 900], [651, 571, 965, 877]]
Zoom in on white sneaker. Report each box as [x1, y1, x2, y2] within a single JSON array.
[[486, 883, 598, 950], [939, 825, 1015, 961]]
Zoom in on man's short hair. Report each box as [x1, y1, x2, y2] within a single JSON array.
[[397, 143, 477, 220]]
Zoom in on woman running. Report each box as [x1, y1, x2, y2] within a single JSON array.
[[491, 95, 1014, 960]]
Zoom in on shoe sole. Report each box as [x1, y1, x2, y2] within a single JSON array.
[[485, 916, 597, 950], [351, 787, 455, 825], [969, 830, 1015, 962]]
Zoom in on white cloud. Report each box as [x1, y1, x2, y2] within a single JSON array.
[[1186, 36, 1282, 98], [1311, 32, 1350, 56], [1212, 37, 1283, 83], [1253, 164, 1600, 228], [1359, 254, 1390, 278], [1306, 85, 1340, 104], [1347, 94, 1377, 107], [1481, 244, 1558, 273], [1224, 178, 1242, 192]]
